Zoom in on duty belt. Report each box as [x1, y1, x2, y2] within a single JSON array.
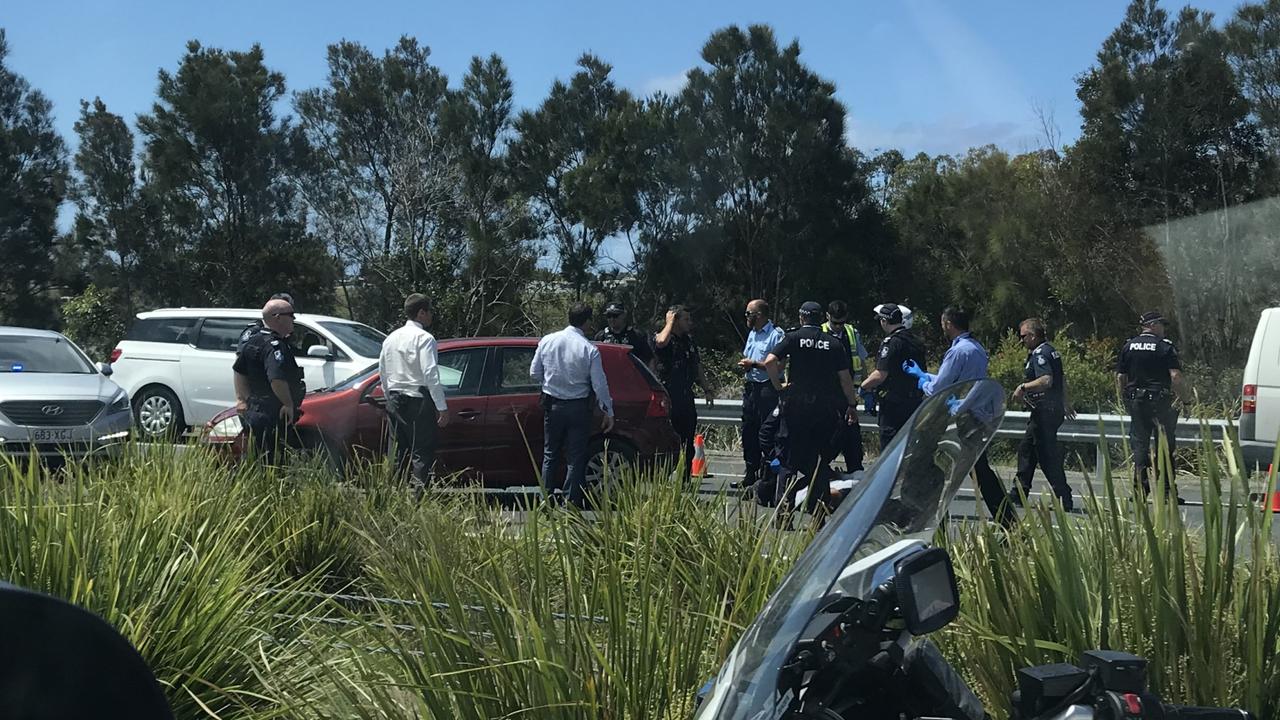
[[1126, 386, 1172, 402]]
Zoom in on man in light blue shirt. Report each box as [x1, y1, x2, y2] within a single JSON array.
[[531, 303, 614, 508], [904, 306, 1016, 527], [736, 299, 785, 489]]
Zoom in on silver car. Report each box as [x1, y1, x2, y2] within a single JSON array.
[[0, 327, 132, 460]]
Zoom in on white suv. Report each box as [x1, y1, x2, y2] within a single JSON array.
[[109, 308, 386, 438]]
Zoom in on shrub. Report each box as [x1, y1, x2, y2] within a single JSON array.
[[60, 283, 126, 362], [987, 331, 1120, 413]]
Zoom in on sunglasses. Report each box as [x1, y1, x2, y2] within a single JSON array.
[[1019, 333, 1033, 340], [272, 312, 296, 318], [744, 311, 760, 318]]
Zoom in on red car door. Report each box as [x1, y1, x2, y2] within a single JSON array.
[[480, 345, 544, 488], [432, 347, 490, 482], [351, 347, 490, 483]]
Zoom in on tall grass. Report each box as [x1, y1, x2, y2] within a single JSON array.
[[940, 429, 1280, 717], [1, 432, 1276, 718], [316, 472, 809, 719], [0, 445, 329, 718]]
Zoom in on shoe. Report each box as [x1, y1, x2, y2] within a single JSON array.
[[1006, 488, 1026, 507]]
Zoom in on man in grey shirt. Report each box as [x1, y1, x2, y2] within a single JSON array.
[[531, 303, 615, 508]]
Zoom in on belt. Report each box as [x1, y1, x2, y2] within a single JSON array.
[[745, 379, 771, 387], [541, 393, 588, 403]]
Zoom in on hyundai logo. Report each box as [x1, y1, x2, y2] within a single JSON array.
[[41, 405, 64, 416]]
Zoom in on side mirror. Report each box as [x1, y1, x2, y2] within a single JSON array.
[[307, 345, 334, 360], [97, 362, 114, 377], [0, 582, 173, 718]]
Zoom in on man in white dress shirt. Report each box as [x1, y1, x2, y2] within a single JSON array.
[[530, 303, 614, 508], [379, 294, 450, 488]]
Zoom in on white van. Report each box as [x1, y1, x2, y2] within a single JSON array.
[[1241, 306, 1280, 467], [110, 308, 386, 438]]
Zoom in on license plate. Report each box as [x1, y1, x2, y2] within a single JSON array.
[[31, 428, 74, 442]]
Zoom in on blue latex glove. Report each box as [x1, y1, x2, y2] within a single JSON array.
[[902, 359, 934, 391], [945, 395, 961, 415], [859, 389, 877, 416]]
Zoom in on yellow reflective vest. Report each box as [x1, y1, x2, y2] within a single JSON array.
[[821, 322, 864, 375]]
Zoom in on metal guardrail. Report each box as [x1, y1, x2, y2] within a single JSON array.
[[693, 398, 1235, 475]]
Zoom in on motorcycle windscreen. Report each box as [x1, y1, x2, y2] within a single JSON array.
[[694, 379, 1005, 720]]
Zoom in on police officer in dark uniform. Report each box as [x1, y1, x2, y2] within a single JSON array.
[[237, 292, 295, 353], [1009, 318, 1076, 510], [860, 303, 926, 448], [232, 297, 306, 465], [1116, 311, 1188, 500], [595, 302, 655, 369], [654, 305, 714, 474], [760, 301, 862, 515]]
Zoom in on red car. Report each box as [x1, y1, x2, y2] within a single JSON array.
[[204, 337, 682, 490]]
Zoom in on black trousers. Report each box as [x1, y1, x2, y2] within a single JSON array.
[[878, 396, 922, 450], [669, 392, 697, 475], [834, 420, 864, 473], [541, 395, 592, 506], [1014, 407, 1073, 505], [242, 402, 301, 466], [758, 393, 839, 512], [741, 382, 779, 485], [387, 392, 438, 485], [1128, 397, 1179, 492], [973, 450, 1016, 527]]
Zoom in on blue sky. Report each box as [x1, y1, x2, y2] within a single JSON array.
[[3, 0, 1245, 159]]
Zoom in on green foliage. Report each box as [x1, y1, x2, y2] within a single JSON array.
[[0, 446, 323, 719], [138, 41, 338, 312], [940, 433, 1280, 718], [2, 422, 1278, 718], [509, 54, 636, 299], [298, 39, 537, 335], [60, 284, 126, 362], [66, 98, 152, 317], [0, 29, 69, 327], [987, 331, 1120, 413]]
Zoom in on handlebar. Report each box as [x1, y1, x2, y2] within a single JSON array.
[[1160, 705, 1254, 720]]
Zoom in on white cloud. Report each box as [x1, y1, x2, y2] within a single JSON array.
[[848, 116, 1035, 156], [641, 70, 690, 97]]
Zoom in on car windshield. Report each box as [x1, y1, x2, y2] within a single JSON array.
[[316, 363, 379, 393], [0, 335, 95, 374], [319, 321, 386, 359], [694, 379, 1005, 720]]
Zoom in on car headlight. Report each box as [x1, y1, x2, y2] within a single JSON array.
[[108, 392, 130, 414], [206, 414, 243, 441]]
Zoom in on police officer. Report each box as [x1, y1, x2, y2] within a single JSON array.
[[1009, 318, 1076, 510], [237, 292, 295, 353], [595, 301, 655, 369], [822, 300, 867, 473], [860, 303, 926, 448], [654, 305, 715, 475], [735, 299, 785, 490], [232, 297, 306, 464], [760, 301, 862, 516], [1116, 311, 1189, 500]]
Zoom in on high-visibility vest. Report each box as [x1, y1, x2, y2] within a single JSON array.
[[822, 322, 863, 374]]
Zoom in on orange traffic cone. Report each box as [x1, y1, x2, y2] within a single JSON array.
[[691, 434, 708, 479]]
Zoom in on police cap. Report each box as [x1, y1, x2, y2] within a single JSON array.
[[1139, 311, 1165, 326], [799, 301, 823, 318], [605, 302, 625, 317], [873, 303, 904, 324]]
